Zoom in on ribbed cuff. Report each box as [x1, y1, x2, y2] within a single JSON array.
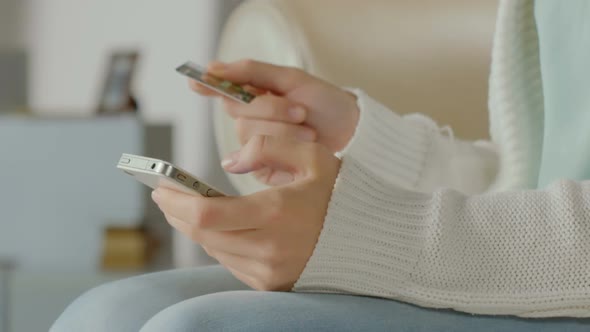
[[338, 89, 433, 189], [293, 157, 433, 301]]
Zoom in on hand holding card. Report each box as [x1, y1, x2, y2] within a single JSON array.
[[178, 59, 360, 157]]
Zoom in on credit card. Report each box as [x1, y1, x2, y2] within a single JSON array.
[[176, 61, 255, 104]]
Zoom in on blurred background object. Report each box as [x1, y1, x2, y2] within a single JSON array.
[[0, 115, 144, 270], [0, 0, 27, 115], [0, 1, 239, 331], [96, 51, 140, 114], [0, 51, 27, 114]]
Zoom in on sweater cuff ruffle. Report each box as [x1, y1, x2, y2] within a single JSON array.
[[338, 89, 433, 189]]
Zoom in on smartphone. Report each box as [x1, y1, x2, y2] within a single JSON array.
[[117, 153, 225, 197], [176, 61, 255, 104]]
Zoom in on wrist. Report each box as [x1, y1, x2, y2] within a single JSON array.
[[333, 89, 361, 153]]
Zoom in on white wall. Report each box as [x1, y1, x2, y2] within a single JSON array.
[[26, 0, 223, 124]]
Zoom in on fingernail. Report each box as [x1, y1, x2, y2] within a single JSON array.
[[209, 61, 227, 74], [288, 106, 305, 122], [297, 130, 315, 142], [151, 190, 160, 203], [221, 151, 239, 169], [221, 157, 237, 168]]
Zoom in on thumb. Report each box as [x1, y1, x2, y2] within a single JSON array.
[[208, 60, 309, 95], [221, 135, 310, 176]]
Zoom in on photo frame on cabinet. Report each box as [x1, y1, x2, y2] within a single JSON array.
[[96, 51, 139, 114]]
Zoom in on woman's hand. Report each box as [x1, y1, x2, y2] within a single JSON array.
[[152, 135, 340, 291], [190, 59, 360, 153]]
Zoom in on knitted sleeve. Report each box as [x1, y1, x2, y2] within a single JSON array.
[[339, 89, 498, 195], [294, 157, 590, 317]]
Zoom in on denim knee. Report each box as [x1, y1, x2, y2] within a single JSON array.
[[50, 276, 185, 332], [140, 291, 273, 332], [50, 267, 246, 332], [50, 281, 136, 332]]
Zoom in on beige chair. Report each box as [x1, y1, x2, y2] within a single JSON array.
[[214, 0, 498, 194]]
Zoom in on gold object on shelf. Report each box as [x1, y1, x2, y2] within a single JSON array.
[[101, 227, 158, 271]]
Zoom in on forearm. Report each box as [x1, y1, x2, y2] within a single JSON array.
[[294, 157, 590, 317]]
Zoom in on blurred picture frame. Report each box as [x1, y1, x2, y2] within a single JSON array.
[[96, 51, 139, 114], [0, 50, 27, 113]]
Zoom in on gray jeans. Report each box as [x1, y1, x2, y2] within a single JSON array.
[[50, 265, 589, 331]]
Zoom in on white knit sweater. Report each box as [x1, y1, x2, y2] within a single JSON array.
[[293, 0, 590, 318]]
